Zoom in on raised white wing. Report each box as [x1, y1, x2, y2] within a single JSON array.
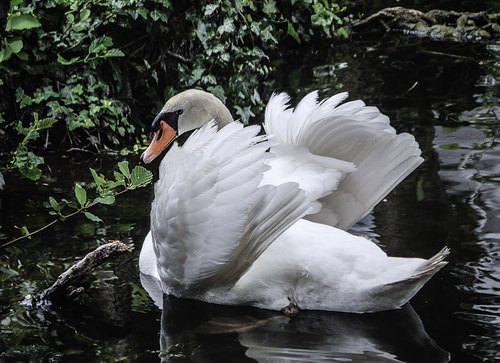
[[150, 121, 314, 296], [264, 91, 423, 230]]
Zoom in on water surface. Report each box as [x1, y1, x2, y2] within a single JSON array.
[[1, 27, 499, 363]]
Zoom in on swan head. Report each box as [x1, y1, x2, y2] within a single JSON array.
[[141, 89, 233, 164]]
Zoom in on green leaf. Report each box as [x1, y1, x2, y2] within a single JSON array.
[[84, 212, 102, 223], [104, 49, 125, 58], [113, 171, 125, 182], [15, 51, 28, 61], [263, 0, 277, 16], [16, 225, 30, 237], [88, 36, 113, 54], [129, 166, 153, 189], [217, 18, 235, 35], [48, 196, 60, 212], [13, 145, 44, 180], [7, 14, 41, 31], [57, 54, 80, 65], [74, 183, 87, 207], [95, 195, 115, 205], [7, 38, 23, 53], [287, 22, 301, 43], [9, 0, 23, 11], [204, 4, 218, 16], [0, 47, 13, 63], [90, 168, 106, 189], [0, 265, 19, 278], [79, 8, 91, 22], [336, 27, 349, 39], [35, 117, 58, 130], [62, 198, 78, 209], [118, 161, 130, 179]]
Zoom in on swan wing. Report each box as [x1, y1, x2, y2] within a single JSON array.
[[151, 121, 313, 296], [264, 91, 423, 229]]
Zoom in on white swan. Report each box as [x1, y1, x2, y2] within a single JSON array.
[[139, 89, 449, 314]]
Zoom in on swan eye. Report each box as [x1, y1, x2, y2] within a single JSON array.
[[176, 109, 183, 115]]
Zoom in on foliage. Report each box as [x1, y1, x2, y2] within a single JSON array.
[[0, 161, 153, 248], [0, 0, 349, 152], [0, 0, 348, 245], [178, 0, 349, 122], [0, 113, 57, 185]]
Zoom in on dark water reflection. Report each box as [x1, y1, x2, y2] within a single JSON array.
[[1, 26, 500, 363], [157, 295, 448, 363]]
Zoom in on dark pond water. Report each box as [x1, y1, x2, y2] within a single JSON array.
[[1, 12, 500, 363]]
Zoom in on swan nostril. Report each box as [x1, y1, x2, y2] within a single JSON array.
[[156, 128, 164, 141]]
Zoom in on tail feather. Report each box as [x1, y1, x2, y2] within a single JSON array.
[[403, 246, 450, 281], [370, 247, 450, 310]]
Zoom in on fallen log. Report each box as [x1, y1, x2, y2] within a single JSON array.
[[352, 7, 500, 42], [41, 241, 133, 305]]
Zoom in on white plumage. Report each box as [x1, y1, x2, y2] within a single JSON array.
[[139, 89, 449, 313]]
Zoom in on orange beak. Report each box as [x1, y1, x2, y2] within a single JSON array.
[[141, 121, 177, 164]]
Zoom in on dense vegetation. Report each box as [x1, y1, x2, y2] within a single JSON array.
[[0, 0, 347, 179], [0, 0, 347, 243]]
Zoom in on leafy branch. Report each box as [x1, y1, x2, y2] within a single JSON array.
[[0, 113, 58, 185], [0, 161, 152, 249]]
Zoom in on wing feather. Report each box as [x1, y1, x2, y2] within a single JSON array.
[[264, 91, 423, 230], [151, 121, 312, 296]]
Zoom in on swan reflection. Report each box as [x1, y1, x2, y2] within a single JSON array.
[[141, 273, 449, 363]]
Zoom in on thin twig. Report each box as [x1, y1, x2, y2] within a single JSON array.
[[165, 50, 191, 64], [0, 189, 129, 249]]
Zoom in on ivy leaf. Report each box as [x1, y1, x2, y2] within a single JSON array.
[[204, 4, 218, 16], [7, 38, 23, 53], [129, 166, 153, 189], [234, 105, 255, 124], [13, 145, 44, 180], [84, 212, 102, 223], [263, 0, 277, 16], [0, 47, 12, 63], [79, 8, 91, 22], [88, 36, 113, 55], [118, 160, 130, 179], [217, 18, 235, 35], [9, 0, 23, 11], [74, 183, 87, 207], [7, 14, 41, 31]]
